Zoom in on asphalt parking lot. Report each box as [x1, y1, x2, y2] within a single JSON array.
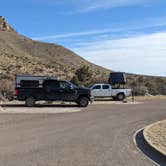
[[0, 99, 165, 166]]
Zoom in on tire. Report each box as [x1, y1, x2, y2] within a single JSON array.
[[77, 97, 89, 107], [112, 96, 116, 101], [25, 97, 35, 107], [116, 93, 125, 101]]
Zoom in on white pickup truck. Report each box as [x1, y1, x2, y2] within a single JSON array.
[[90, 84, 132, 100]]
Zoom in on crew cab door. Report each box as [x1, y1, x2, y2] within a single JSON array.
[[58, 81, 77, 101], [102, 84, 111, 97], [91, 85, 102, 97], [43, 80, 60, 100], [44, 80, 76, 101]]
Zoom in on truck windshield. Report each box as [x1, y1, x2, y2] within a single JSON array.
[[64, 81, 78, 89], [70, 82, 78, 89]]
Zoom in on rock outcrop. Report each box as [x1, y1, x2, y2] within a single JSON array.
[[0, 16, 15, 32]]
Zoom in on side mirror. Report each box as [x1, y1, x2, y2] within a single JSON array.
[[70, 85, 74, 89]]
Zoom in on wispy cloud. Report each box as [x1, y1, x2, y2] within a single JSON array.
[[32, 16, 166, 41], [31, 14, 166, 76], [59, 0, 152, 14], [73, 32, 166, 76], [32, 28, 118, 40]]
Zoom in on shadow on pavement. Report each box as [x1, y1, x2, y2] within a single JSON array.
[[94, 98, 114, 101], [135, 129, 166, 166], [0, 104, 80, 108]]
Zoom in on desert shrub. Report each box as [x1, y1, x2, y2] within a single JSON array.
[[75, 66, 92, 82], [129, 81, 137, 88], [71, 66, 92, 86], [132, 86, 147, 96], [145, 82, 158, 95], [0, 79, 14, 99], [157, 83, 166, 95], [127, 74, 166, 96], [71, 75, 80, 86]]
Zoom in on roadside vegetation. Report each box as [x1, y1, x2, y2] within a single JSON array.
[[127, 74, 166, 96], [0, 65, 166, 99], [0, 17, 166, 99]]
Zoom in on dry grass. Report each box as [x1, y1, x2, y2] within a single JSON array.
[[0, 17, 166, 96], [144, 120, 166, 155], [130, 95, 166, 100]]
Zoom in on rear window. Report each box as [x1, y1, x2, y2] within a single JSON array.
[[43, 80, 60, 90], [103, 85, 109, 89], [20, 80, 39, 88]]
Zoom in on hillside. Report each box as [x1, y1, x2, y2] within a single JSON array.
[[0, 16, 109, 81], [0, 16, 166, 96]]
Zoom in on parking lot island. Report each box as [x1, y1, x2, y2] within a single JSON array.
[[143, 120, 166, 156]]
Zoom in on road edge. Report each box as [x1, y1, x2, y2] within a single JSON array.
[[133, 128, 160, 166], [143, 120, 166, 156]]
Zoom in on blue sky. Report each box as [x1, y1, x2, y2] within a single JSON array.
[[1, 0, 166, 76]]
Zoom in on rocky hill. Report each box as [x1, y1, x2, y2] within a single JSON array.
[[0, 16, 109, 82], [0, 16, 15, 32], [0, 16, 166, 96]]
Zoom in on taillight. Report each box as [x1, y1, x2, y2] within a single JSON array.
[[15, 89, 19, 96]]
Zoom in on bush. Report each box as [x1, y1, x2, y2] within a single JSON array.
[[132, 86, 148, 96], [0, 79, 14, 99], [157, 83, 166, 95], [71, 75, 80, 86], [71, 66, 92, 86]]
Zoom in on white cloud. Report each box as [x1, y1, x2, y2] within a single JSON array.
[[31, 12, 166, 76], [73, 32, 166, 76]]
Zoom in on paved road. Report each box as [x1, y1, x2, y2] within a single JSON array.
[[0, 99, 165, 166]]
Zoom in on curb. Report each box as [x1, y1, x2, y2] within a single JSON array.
[[143, 120, 166, 156], [0, 106, 3, 111], [0, 101, 4, 111], [133, 128, 160, 166], [0, 101, 6, 111]]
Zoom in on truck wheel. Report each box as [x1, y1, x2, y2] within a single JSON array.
[[77, 97, 89, 107], [112, 97, 116, 101], [25, 97, 35, 107], [116, 93, 125, 101]]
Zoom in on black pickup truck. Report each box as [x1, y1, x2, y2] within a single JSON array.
[[15, 75, 93, 107]]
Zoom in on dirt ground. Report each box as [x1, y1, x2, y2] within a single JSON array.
[[144, 120, 166, 155]]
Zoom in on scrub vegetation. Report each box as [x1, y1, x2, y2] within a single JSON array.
[[0, 16, 166, 98]]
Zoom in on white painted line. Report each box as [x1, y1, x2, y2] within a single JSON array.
[[0, 107, 81, 114], [93, 101, 142, 105]]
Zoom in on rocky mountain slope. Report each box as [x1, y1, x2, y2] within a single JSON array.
[[0, 16, 166, 95], [0, 16, 15, 32], [0, 16, 109, 81]]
